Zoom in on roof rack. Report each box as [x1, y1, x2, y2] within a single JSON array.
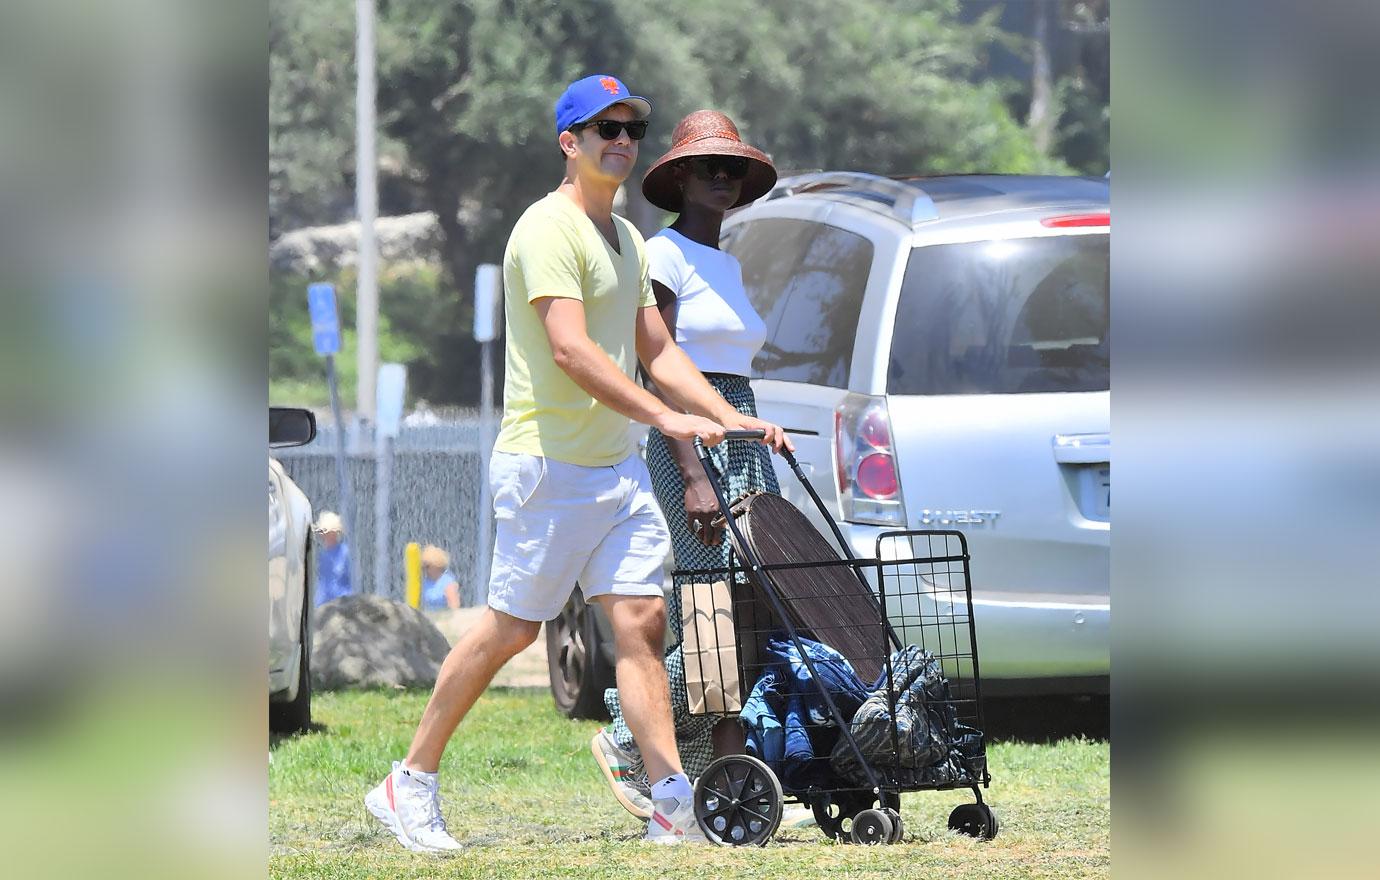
[[763, 171, 939, 225]]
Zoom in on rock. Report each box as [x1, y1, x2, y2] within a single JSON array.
[[269, 212, 444, 275], [312, 595, 452, 690]]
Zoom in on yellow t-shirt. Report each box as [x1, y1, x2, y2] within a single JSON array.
[[495, 191, 656, 466]]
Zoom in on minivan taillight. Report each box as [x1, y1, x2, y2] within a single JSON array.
[[1041, 212, 1109, 228], [834, 393, 906, 526], [856, 453, 899, 499]]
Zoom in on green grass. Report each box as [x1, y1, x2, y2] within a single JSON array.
[[270, 688, 1109, 879]]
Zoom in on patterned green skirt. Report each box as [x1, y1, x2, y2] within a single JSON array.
[[603, 373, 781, 780]]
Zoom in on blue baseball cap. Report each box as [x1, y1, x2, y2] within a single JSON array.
[[554, 74, 651, 136]]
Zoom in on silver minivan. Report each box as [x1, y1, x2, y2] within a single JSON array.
[[722, 173, 1109, 695], [547, 173, 1108, 716]]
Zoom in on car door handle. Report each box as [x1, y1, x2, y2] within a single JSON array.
[[1052, 432, 1110, 464]]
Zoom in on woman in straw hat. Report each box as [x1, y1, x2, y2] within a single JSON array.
[[594, 109, 796, 819]]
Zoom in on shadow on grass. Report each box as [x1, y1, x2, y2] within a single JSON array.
[[270, 720, 330, 750], [983, 694, 1109, 743]]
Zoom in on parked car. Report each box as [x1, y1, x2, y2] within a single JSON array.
[[269, 407, 317, 732], [548, 173, 1109, 716]]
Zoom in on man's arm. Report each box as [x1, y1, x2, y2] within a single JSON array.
[[635, 304, 792, 452], [533, 296, 726, 445]]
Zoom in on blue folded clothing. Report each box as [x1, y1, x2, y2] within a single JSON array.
[[783, 690, 813, 764], [762, 634, 870, 726], [743, 636, 987, 789], [741, 633, 871, 789], [741, 669, 783, 764]]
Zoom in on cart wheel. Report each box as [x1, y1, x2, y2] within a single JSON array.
[[882, 807, 904, 844], [811, 791, 875, 842], [948, 802, 999, 840], [694, 755, 783, 847], [850, 808, 894, 845]]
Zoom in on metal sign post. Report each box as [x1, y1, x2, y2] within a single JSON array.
[[473, 264, 502, 606], [374, 363, 407, 599], [308, 283, 362, 596], [354, 0, 379, 434]]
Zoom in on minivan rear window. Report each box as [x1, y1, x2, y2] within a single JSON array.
[[729, 218, 873, 389], [889, 233, 1108, 395]]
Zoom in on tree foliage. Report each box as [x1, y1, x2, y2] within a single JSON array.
[[270, 263, 447, 408], [269, 0, 357, 236], [1052, 0, 1110, 174], [625, 0, 1056, 176], [270, 0, 1101, 406]]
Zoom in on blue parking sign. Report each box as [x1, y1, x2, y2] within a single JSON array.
[[307, 283, 341, 355]]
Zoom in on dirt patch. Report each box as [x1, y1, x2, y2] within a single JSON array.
[[424, 607, 552, 688]]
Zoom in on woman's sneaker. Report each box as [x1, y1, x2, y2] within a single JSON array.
[[590, 728, 653, 819], [644, 792, 710, 845], [364, 761, 463, 853]]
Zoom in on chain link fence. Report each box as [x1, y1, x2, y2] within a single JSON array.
[[275, 416, 491, 606]]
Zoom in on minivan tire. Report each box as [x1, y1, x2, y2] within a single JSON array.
[[546, 590, 613, 720]]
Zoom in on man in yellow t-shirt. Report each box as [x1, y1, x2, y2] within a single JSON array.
[[365, 75, 789, 852]]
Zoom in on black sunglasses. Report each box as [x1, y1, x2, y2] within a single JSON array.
[[571, 119, 649, 141], [683, 155, 750, 180]]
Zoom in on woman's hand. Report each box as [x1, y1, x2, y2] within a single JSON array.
[[684, 477, 724, 546], [717, 412, 794, 453]]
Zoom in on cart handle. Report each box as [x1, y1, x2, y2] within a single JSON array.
[[692, 428, 764, 453], [693, 430, 801, 472]]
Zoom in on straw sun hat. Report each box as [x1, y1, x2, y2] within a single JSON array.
[[641, 110, 776, 213]]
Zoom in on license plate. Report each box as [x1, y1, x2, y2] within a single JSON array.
[[1094, 466, 1110, 517]]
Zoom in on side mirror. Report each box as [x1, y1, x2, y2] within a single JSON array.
[[269, 407, 317, 448]]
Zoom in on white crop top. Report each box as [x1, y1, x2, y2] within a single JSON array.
[[645, 228, 768, 377]]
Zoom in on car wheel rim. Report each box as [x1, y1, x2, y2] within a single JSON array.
[[557, 601, 586, 695]]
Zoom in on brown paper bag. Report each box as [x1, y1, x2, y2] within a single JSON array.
[[679, 580, 742, 714]]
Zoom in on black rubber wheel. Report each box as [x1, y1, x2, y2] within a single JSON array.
[[270, 542, 313, 734], [850, 808, 894, 845], [694, 755, 783, 846], [811, 791, 877, 842], [546, 589, 613, 720], [882, 807, 904, 844], [948, 802, 999, 840]]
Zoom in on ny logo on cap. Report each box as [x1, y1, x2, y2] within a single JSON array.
[[599, 76, 622, 95]]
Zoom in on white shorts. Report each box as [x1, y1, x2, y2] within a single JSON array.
[[486, 450, 671, 622]]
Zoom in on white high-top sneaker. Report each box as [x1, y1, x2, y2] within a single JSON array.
[[364, 761, 463, 853], [644, 790, 710, 845]]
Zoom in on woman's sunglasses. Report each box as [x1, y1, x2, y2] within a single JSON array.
[[571, 119, 649, 141], [682, 156, 750, 181]]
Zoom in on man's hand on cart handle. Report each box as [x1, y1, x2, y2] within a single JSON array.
[[656, 412, 726, 446]]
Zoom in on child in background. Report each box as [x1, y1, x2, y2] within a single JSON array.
[[420, 545, 460, 610]]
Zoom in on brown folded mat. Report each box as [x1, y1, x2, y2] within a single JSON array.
[[724, 493, 887, 683]]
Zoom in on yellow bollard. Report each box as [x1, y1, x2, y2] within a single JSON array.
[[405, 542, 422, 609]]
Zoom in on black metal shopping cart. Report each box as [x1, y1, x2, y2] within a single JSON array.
[[677, 431, 997, 846]]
